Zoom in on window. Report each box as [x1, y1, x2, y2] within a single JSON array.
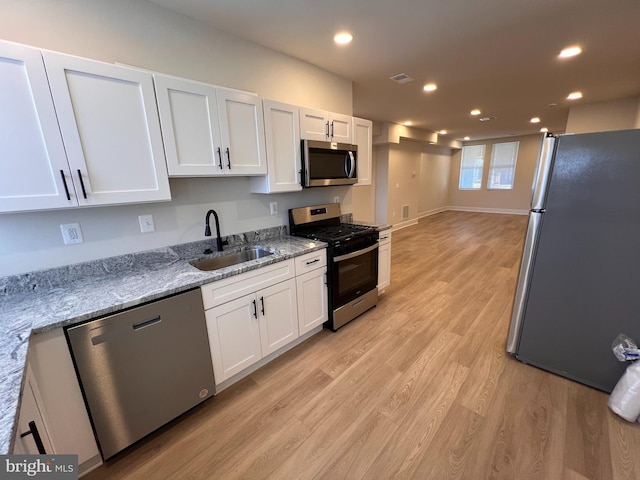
[[458, 145, 485, 190], [488, 141, 519, 190]]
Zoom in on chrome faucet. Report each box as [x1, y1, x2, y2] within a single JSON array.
[[204, 209, 228, 252]]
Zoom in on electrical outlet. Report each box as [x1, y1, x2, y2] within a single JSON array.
[[138, 214, 155, 233], [269, 202, 278, 215], [333, 196, 340, 204], [60, 223, 84, 245]]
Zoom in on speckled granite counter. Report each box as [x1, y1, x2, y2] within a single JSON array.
[[0, 231, 326, 455]]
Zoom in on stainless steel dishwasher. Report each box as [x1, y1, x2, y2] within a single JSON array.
[[66, 288, 215, 460]]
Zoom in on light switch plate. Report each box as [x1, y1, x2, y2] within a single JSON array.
[[60, 223, 84, 245], [138, 214, 155, 233], [269, 202, 278, 215]]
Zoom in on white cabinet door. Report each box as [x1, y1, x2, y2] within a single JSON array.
[[250, 100, 302, 193], [378, 231, 392, 293], [329, 112, 353, 143], [43, 50, 170, 206], [216, 90, 267, 175], [300, 106, 330, 141], [26, 328, 102, 475], [206, 293, 262, 384], [300, 107, 352, 143], [296, 267, 328, 335], [12, 365, 54, 455], [353, 117, 373, 186], [154, 74, 224, 176], [0, 41, 75, 212], [258, 278, 299, 356]]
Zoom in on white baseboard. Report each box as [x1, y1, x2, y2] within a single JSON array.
[[418, 207, 447, 219], [391, 219, 419, 232], [446, 206, 529, 215]]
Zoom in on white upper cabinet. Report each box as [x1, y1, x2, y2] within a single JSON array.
[[250, 99, 302, 193], [353, 117, 373, 186], [154, 74, 266, 176], [0, 41, 75, 212], [216, 89, 267, 175], [42, 50, 171, 206], [154, 74, 223, 176], [300, 107, 352, 143]]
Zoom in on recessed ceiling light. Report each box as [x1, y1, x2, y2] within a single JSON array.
[[470, 109, 481, 116], [334, 32, 353, 45], [540, 127, 549, 133], [438, 130, 447, 135], [567, 91, 583, 100], [423, 83, 438, 92], [559, 46, 582, 58], [530, 117, 541, 123], [403, 121, 412, 126], [464, 136, 470, 141]]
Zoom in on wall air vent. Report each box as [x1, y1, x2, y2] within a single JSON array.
[[479, 116, 497, 122], [389, 73, 415, 84], [402, 204, 410, 220]]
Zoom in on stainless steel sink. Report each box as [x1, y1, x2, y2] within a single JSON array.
[[189, 248, 274, 271]]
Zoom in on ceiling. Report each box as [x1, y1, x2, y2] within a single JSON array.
[[147, 0, 640, 141]]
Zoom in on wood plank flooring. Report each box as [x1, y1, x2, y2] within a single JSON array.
[[85, 211, 640, 480]]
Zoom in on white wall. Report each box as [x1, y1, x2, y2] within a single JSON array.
[[0, 0, 354, 276], [448, 134, 540, 214], [565, 96, 640, 134], [419, 146, 451, 217]]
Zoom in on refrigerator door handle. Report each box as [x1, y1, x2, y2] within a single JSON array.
[[531, 135, 556, 211], [506, 211, 543, 354]]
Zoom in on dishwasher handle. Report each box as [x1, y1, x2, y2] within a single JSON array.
[[133, 315, 162, 331]]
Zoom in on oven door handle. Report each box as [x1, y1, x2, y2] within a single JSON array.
[[333, 242, 378, 262]]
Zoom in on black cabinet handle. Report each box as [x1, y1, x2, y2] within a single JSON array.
[[260, 297, 265, 316], [252, 299, 257, 318], [306, 258, 320, 265], [20, 421, 46, 454], [330, 121, 334, 138], [59, 170, 71, 201], [77, 170, 87, 199], [325, 121, 330, 138], [217, 147, 223, 169], [226, 147, 231, 169]]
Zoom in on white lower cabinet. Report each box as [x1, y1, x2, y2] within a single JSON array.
[[202, 250, 327, 387], [13, 329, 102, 477], [378, 230, 392, 293], [258, 278, 299, 355], [13, 364, 55, 455], [206, 293, 263, 382], [294, 250, 328, 335]]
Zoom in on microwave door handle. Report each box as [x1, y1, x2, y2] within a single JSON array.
[[344, 151, 356, 178]]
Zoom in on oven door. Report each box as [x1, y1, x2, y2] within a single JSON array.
[[331, 242, 379, 309]]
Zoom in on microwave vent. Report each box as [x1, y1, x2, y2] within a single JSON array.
[[389, 73, 414, 84]]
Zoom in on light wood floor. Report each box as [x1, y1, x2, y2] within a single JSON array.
[[86, 211, 640, 480]]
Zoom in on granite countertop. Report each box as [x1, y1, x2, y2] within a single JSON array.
[[0, 230, 326, 455]]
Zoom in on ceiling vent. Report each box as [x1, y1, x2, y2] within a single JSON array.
[[479, 116, 497, 122], [389, 73, 414, 84]]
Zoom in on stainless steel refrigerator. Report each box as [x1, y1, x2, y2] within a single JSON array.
[[507, 129, 640, 392]]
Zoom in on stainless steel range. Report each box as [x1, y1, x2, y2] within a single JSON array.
[[289, 203, 378, 330]]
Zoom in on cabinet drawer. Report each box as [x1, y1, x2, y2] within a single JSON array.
[[378, 230, 392, 245], [294, 250, 327, 275], [201, 259, 294, 310]]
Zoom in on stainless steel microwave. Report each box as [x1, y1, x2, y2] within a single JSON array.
[[301, 140, 358, 187]]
